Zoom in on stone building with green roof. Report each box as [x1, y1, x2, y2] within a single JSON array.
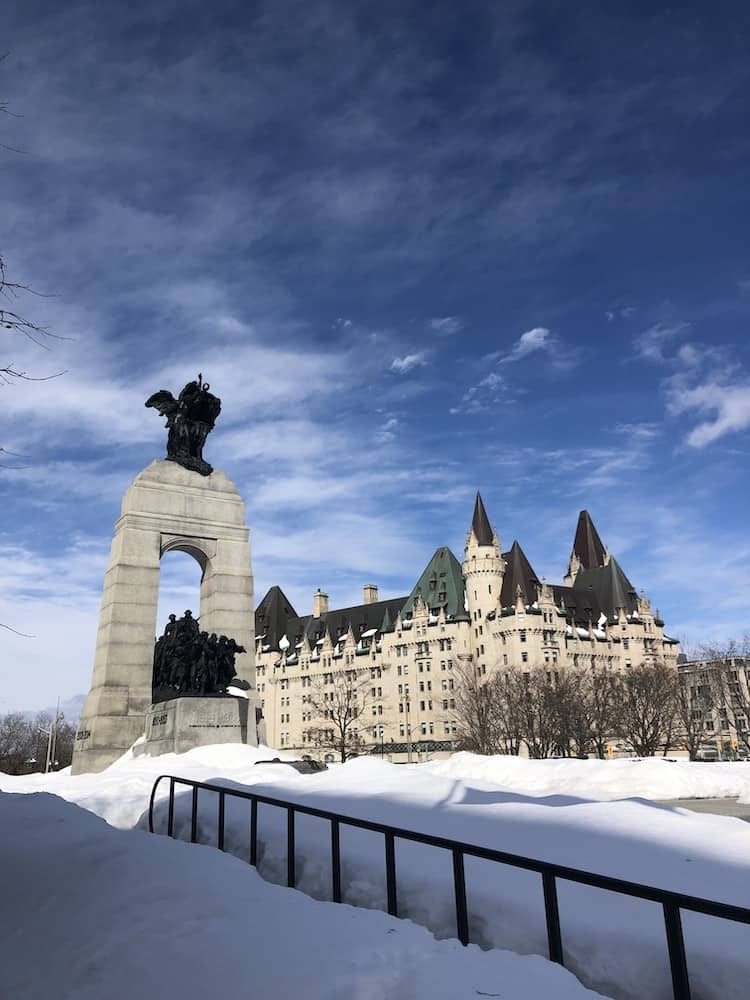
[[254, 495, 679, 760]]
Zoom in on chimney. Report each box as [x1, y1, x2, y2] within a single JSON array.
[[363, 583, 379, 605], [313, 588, 329, 618]]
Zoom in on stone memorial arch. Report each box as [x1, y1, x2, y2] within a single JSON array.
[[73, 378, 258, 774]]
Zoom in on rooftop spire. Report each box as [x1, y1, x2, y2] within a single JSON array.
[[470, 491, 494, 547], [573, 510, 607, 570]]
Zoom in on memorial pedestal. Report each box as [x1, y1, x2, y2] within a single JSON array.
[[135, 696, 253, 757]]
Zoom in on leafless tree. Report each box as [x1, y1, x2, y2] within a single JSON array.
[[519, 669, 560, 760], [305, 668, 372, 762], [588, 668, 623, 759], [0, 709, 75, 774], [451, 662, 525, 755], [451, 662, 504, 755], [616, 662, 679, 757], [0, 711, 33, 773]]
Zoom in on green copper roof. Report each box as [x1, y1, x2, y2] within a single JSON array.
[[401, 547, 468, 621]]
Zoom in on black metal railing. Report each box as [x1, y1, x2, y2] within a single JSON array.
[[149, 775, 750, 1000]]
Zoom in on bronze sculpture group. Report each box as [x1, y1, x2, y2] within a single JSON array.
[[152, 610, 246, 702]]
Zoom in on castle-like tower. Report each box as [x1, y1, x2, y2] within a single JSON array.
[[463, 492, 506, 627], [253, 494, 680, 760]]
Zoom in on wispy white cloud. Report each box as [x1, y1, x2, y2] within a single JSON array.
[[374, 416, 399, 443], [635, 325, 750, 448], [499, 327, 553, 364], [634, 322, 690, 362], [429, 316, 464, 336], [497, 326, 581, 371], [668, 376, 750, 448], [450, 371, 506, 415], [390, 352, 427, 374]]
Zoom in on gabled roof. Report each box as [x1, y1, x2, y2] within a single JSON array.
[[401, 546, 468, 621], [254, 586, 298, 650], [573, 510, 607, 570], [470, 491, 494, 547], [500, 541, 541, 607]]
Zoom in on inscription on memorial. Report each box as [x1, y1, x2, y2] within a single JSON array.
[[76, 729, 91, 742]]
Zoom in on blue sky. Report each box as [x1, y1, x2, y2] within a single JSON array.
[[2, 0, 750, 711]]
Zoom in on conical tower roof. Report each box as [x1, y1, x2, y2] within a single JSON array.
[[501, 540, 541, 607], [470, 491, 494, 547], [254, 585, 298, 651], [573, 510, 607, 570]]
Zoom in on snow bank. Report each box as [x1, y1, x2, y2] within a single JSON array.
[[0, 792, 607, 1000], [426, 752, 750, 801], [3, 747, 750, 1000]]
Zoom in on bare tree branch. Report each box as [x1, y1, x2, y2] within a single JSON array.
[[0, 622, 34, 638], [305, 667, 372, 762]]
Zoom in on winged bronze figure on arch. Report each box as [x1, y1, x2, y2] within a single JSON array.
[[146, 373, 221, 476]]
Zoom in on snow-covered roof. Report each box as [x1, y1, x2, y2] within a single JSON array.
[[360, 627, 378, 638]]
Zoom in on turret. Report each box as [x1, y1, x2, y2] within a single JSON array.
[[463, 492, 505, 622]]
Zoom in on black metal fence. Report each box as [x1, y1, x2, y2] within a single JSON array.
[[148, 775, 750, 1000]]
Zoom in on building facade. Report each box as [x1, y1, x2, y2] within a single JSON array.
[[677, 656, 750, 755], [254, 495, 680, 760]]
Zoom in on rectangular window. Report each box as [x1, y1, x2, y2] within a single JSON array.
[[521, 652, 528, 663]]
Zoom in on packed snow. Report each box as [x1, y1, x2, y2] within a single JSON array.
[[426, 751, 750, 801], [0, 792, 607, 1000], [3, 746, 750, 1000]]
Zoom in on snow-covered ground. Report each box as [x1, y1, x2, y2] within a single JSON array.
[[426, 751, 750, 802], [0, 791, 607, 1000], [3, 747, 750, 1000]]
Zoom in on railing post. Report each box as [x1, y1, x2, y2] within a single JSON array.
[[250, 798, 258, 867], [287, 806, 296, 888], [167, 777, 175, 838], [452, 849, 470, 945], [217, 791, 225, 852], [542, 871, 564, 966], [385, 832, 398, 917], [190, 785, 199, 843], [331, 819, 342, 903], [663, 902, 691, 1000]]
